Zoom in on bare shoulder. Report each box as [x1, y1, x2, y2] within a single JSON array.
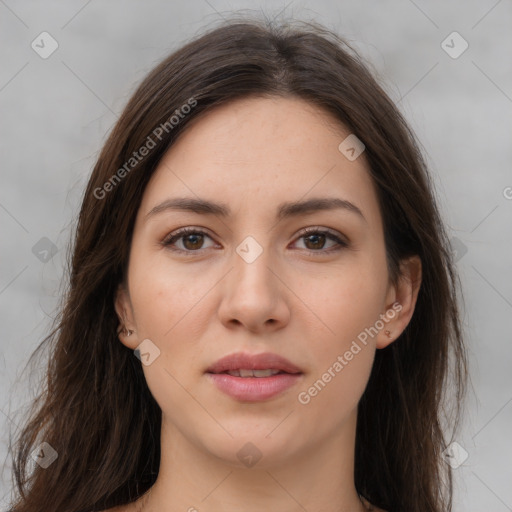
[[101, 505, 387, 512], [100, 501, 388, 512]]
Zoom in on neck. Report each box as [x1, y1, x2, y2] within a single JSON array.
[[139, 409, 369, 512]]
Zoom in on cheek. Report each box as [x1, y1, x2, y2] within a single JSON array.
[[297, 348, 374, 423], [300, 258, 388, 347], [294, 255, 387, 408], [129, 251, 211, 338], [128, 256, 212, 414], [127, 253, 218, 397], [296, 273, 382, 409]]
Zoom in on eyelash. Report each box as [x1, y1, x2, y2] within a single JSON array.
[[161, 226, 349, 257]]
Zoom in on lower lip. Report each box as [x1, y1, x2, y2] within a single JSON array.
[[206, 372, 302, 401]]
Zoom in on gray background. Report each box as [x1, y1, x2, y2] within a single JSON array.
[[1, 0, 511, 510]]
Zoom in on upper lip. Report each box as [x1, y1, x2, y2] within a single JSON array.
[[206, 352, 302, 374]]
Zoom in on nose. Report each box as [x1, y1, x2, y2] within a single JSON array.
[[217, 241, 291, 334]]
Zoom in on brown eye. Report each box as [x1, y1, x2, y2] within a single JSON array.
[[303, 232, 327, 250], [162, 228, 216, 254], [181, 232, 204, 250], [293, 228, 348, 255]]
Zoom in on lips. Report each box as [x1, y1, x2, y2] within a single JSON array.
[[205, 352, 303, 401], [206, 352, 302, 375]]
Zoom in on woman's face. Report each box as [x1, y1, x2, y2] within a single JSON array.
[[116, 96, 419, 468]]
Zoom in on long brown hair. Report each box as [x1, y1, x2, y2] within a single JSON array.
[[7, 16, 468, 512]]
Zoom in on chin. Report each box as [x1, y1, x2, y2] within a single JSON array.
[[195, 424, 307, 470]]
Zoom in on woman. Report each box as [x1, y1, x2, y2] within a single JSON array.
[[8, 16, 468, 512]]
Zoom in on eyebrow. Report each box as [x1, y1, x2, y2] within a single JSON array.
[[145, 196, 366, 223]]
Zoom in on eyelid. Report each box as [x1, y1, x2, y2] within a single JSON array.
[[295, 226, 349, 243]]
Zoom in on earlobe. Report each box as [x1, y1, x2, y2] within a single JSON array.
[[375, 300, 402, 349], [376, 255, 422, 349], [114, 283, 138, 349]]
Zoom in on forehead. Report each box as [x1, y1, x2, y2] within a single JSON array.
[[138, 96, 382, 230]]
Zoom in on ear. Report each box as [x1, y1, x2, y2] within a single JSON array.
[[114, 283, 138, 349], [376, 255, 422, 349]]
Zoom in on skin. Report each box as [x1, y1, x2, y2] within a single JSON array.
[[112, 96, 421, 512]]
